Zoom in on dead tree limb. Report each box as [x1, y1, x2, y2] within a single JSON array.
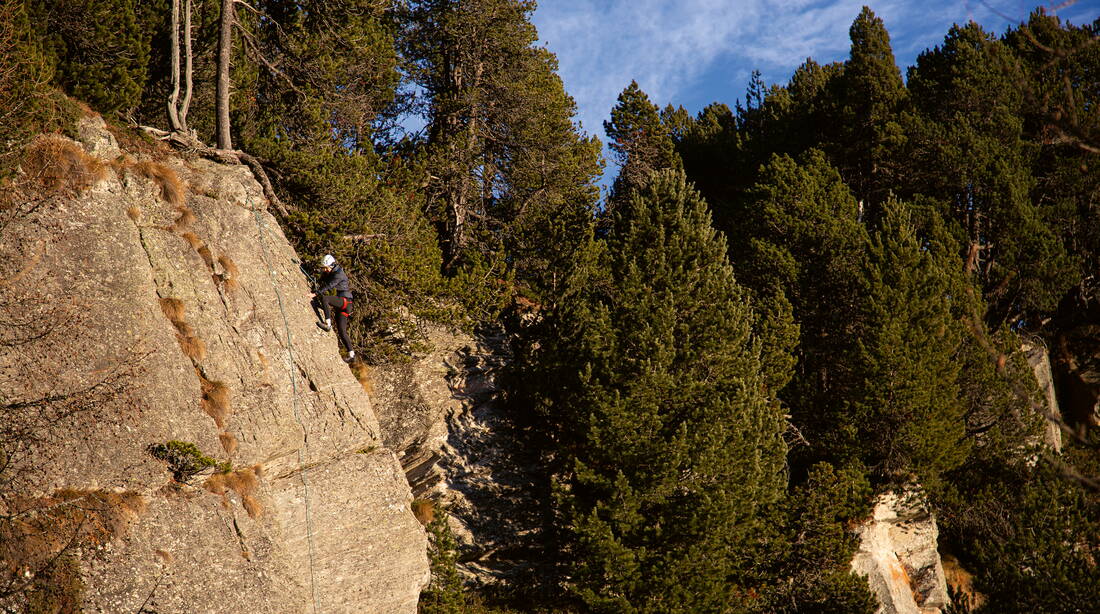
[[343, 234, 387, 242], [237, 151, 291, 217], [133, 124, 293, 219]]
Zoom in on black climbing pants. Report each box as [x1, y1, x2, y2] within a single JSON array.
[[314, 295, 353, 354]]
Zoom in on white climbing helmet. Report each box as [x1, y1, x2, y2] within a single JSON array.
[[321, 254, 336, 268]]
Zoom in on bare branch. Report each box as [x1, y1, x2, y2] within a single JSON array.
[[343, 234, 388, 242], [234, 22, 307, 97], [237, 151, 293, 218]]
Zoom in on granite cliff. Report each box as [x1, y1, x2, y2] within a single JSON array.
[[0, 115, 428, 613]]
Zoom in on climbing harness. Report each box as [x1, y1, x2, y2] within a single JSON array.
[[252, 200, 321, 614]]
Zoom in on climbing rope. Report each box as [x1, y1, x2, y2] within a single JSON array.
[[252, 200, 320, 614]]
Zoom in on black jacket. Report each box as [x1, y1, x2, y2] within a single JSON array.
[[317, 264, 353, 299]]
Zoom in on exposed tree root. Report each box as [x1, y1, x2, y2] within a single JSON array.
[[134, 124, 293, 219]]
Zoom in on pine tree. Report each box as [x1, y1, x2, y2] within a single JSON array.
[[30, 0, 160, 114], [750, 462, 877, 614], [1005, 12, 1100, 320], [604, 81, 683, 216], [731, 151, 867, 476], [904, 21, 1076, 323], [946, 457, 1100, 613], [846, 199, 968, 486], [539, 170, 785, 613], [399, 0, 602, 296], [481, 46, 603, 302], [824, 6, 907, 208], [0, 0, 76, 176]]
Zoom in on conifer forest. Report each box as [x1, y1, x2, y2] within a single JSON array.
[[1, 1, 1099, 613]]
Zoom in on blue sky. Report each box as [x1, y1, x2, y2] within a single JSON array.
[[532, 0, 1098, 185]]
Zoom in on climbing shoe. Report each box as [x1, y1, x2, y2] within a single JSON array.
[[316, 319, 332, 332], [343, 351, 356, 363]]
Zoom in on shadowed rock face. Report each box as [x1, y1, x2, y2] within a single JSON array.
[[0, 116, 427, 613], [372, 326, 547, 585]]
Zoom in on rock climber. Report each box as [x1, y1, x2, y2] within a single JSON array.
[[310, 254, 355, 363]]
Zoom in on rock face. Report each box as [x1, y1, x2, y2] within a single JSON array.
[[0, 116, 428, 612], [1023, 341, 1064, 451], [851, 491, 950, 614], [371, 325, 542, 583]]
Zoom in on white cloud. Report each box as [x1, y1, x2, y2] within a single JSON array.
[[534, 0, 883, 139]]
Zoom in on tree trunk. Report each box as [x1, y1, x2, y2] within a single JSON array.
[[180, 0, 193, 130], [215, 0, 234, 150], [167, 0, 182, 131]]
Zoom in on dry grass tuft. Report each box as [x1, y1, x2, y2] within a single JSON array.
[[223, 467, 258, 495], [159, 297, 204, 360], [126, 205, 142, 221], [21, 135, 107, 195], [131, 160, 186, 206], [411, 499, 434, 526], [180, 231, 203, 251], [203, 466, 263, 518], [197, 245, 215, 270], [219, 432, 238, 455], [202, 472, 229, 496], [242, 495, 262, 519], [160, 299, 205, 360], [349, 361, 373, 395], [217, 255, 240, 292], [218, 255, 239, 277], [942, 555, 986, 612], [172, 320, 195, 338], [178, 333, 206, 363], [159, 297, 186, 324], [179, 231, 216, 272], [171, 204, 197, 232], [200, 378, 231, 428]]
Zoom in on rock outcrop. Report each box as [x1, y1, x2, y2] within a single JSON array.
[[851, 491, 950, 614], [371, 325, 542, 583], [1023, 341, 1064, 451], [0, 116, 428, 612]]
